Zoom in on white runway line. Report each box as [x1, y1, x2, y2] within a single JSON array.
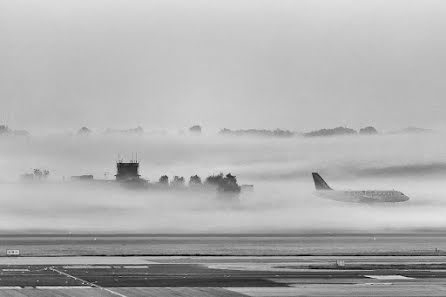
[[49, 267, 129, 297], [62, 265, 112, 269], [35, 286, 91, 289], [207, 263, 305, 272], [123, 265, 148, 269], [364, 275, 414, 280], [0, 287, 23, 289], [2, 269, 30, 272]]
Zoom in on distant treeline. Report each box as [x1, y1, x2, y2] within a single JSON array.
[[219, 128, 295, 137], [21, 169, 50, 181], [302, 126, 431, 137], [0, 124, 433, 138], [219, 126, 432, 138], [303, 126, 360, 137], [156, 173, 241, 193], [0, 125, 30, 136]]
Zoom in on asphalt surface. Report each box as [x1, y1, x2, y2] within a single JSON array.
[[1, 257, 446, 296], [2, 264, 314, 287], [0, 262, 445, 286]]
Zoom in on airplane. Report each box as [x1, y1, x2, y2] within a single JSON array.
[[312, 172, 410, 203]]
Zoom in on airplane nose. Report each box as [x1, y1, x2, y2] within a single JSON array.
[[400, 195, 410, 202]]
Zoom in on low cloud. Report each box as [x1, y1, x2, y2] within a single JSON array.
[[0, 133, 445, 233]]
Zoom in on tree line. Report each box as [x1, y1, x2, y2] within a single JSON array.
[[157, 173, 241, 193]]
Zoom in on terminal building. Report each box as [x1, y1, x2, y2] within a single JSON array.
[[115, 160, 140, 181]]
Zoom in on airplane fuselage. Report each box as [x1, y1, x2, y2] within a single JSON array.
[[315, 190, 410, 203]]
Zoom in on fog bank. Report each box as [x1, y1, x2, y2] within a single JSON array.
[[0, 133, 445, 233]]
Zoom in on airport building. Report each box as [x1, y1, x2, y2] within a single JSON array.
[[71, 175, 94, 181], [115, 161, 140, 181]]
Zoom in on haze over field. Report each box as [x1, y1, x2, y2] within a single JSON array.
[[0, 133, 446, 233]]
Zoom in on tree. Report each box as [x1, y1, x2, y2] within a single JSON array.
[[0, 125, 10, 135], [189, 175, 202, 186], [171, 176, 185, 187], [220, 173, 241, 193], [159, 175, 169, 185], [205, 173, 241, 193], [359, 126, 378, 135], [189, 125, 202, 134], [77, 126, 91, 135], [33, 169, 43, 180], [33, 169, 50, 180], [205, 173, 224, 186]]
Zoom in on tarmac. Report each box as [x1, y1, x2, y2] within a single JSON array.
[[0, 256, 446, 296]]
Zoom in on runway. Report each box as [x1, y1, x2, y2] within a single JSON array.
[[0, 256, 446, 296]]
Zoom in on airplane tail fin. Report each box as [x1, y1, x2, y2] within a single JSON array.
[[312, 172, 333, 190]]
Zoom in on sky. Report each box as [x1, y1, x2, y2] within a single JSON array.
[[1, 0, 446, 132]]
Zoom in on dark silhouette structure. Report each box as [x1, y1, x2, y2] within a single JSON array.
[[304, 127, 357, 137], [159, 175, 169, 185], [189, 175, 202, 186], [33, 169, 50, 180], [0, 125, 29, 136], [0, 125, 11, 134], [78, 126, 92, 135], [189, 125, 202, 134], [171, 176, 185, 187], [115, 161, 140, 181], [20, 169, 50, 181], [359, 126, 378, 135], [71, 175, 94, 181], [62, 158, 247, 193], [219, 128, 294, 138], [205, 173, 241, 193]]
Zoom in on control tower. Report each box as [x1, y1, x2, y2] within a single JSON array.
[[115, 160, 140, 181]]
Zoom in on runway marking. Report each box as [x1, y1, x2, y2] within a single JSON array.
[[0, 287, 23, 289], [35, 286, 91, 289], [49, 267, 129, 297], [364, 275, 414, 280], [2, 268, 29, 272], [123, 265, 148, 269], [62, 265, 112, 269], [360, 282, 393, 285]]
